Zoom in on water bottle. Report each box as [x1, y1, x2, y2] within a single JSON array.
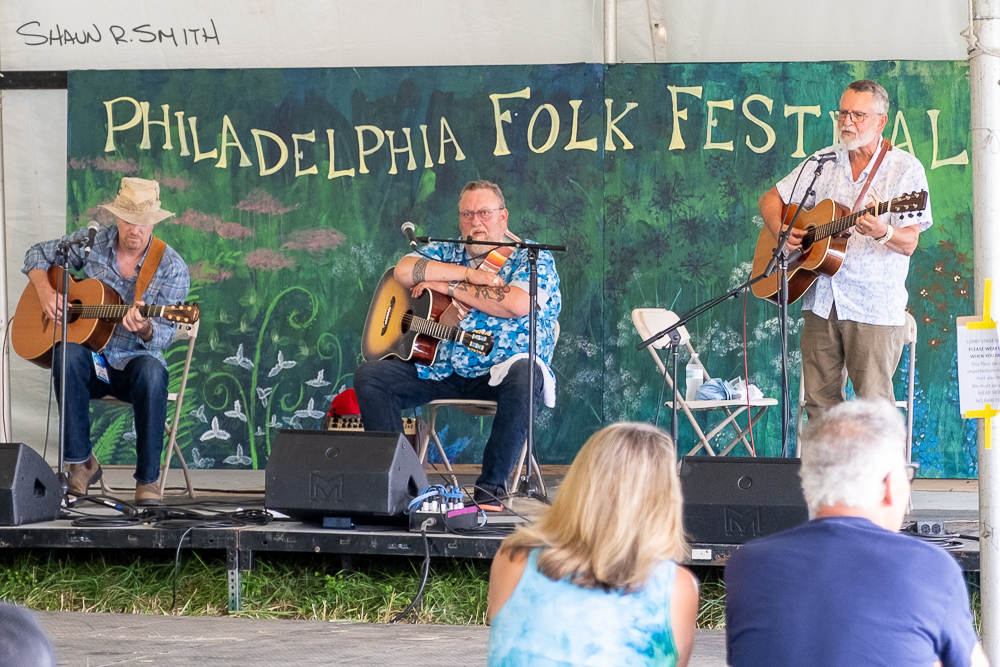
[[686, 354, 704, 401]]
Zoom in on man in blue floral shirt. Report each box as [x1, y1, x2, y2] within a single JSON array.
[[23, 177, 189, 506], [355, 181, 561, 505]]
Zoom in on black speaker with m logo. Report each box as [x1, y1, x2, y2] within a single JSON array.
[[0, 443, 61, 526], [679, 456, 808, 544], [265, 430, 428, 525]]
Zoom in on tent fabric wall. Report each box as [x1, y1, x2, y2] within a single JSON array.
[[0, 0, 973, 459]]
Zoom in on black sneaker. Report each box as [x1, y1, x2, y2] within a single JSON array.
[[473, 486, 508, 508]]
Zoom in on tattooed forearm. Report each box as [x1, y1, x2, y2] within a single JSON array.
[[473, 285, 510, 302], [412, 258, 429, 284]]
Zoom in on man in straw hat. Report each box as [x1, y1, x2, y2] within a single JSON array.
[[22, 177, 190, 506]]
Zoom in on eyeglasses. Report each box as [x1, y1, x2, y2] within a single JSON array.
[[459, 207, 503, 222], [834, 109, 871, 123], [904, 462, 920, 483]]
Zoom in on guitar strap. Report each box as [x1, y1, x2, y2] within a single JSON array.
[[851, 138, 892, 213], [133, 236, 167, 305], [448, 231, 521, 321]]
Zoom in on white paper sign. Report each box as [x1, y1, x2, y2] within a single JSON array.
[[956, 315, 1000, 416]]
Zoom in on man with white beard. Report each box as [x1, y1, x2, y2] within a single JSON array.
[[758, 79, 931, 419]]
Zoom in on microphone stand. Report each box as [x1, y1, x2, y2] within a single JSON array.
[[419, 235, 566, 502], [53, 236, 88, 501], [637, 156, 832, 459], [760, 157, 830, 457]]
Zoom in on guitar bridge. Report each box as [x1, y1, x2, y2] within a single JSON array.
[[380, 296, 394, 336]]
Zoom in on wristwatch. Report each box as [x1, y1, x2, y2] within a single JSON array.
[[448, 281, 458, 298], [876, 225, 894, 245]]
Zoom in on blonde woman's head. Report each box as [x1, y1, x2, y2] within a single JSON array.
[[502, 422, 687, 591]]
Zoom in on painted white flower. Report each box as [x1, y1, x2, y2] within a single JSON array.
[[224, 343, 253, 370], [224, 399, 248, 423], [199, 416, 231, 442], [268, 351, 296, 377], [305, 369, 331, 388]]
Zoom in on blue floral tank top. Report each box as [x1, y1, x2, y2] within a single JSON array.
[[487, 548, 680, 666]]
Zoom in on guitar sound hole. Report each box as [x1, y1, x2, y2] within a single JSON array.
[[67, 300, 82, 324], [400, 310, 412, 334]]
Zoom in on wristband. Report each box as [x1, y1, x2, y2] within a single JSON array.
[[448, 281, 458, 298], [464, 266, 471, 283], [876, 224, 894, 245]]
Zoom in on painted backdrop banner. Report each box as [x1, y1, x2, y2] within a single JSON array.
[[65, 62, 973, 477]]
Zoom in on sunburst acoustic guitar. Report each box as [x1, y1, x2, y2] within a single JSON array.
[[750, 191, 928, 305], [12, 266, 200, 369], [361, 269, 494, 365]]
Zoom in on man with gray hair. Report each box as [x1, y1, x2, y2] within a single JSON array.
[[759, 79, 931, 418], [725, 400, 985, 667]]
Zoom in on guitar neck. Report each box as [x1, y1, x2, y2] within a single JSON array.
[[812, 200, 891, 242], [68, 304, 164, 320], [408, 314, 470, 346]]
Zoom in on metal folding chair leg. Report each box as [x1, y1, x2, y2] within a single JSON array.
[[417, 405, 459, 487]]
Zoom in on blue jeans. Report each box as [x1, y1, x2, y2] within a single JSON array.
[[353, 358, 543, 493], [52, 343, 169, 484]]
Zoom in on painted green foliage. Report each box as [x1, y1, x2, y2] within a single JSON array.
[[66, 61, 974, 477]]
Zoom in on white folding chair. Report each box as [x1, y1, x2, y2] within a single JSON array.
[[632, 308, 777, 457], [796, 311, 917, 459], [98, 320, 199, 498]]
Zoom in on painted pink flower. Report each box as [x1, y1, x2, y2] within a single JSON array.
[[245, 249, 294, 271], [217, 222, 255, 240], [154, 173, 191, 190], [67, 156, 139, 173], [282, 228, 345, 252], [173, 209, 221, 232], [188, 261, 233, 283], [236, 189, 300, 215], [94, 157, 139, 173]]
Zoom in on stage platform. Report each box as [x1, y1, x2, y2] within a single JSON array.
[[0, 467, 982, 611]]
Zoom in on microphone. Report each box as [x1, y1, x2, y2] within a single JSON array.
[[816, 152, 837, 163], [401, 221, 418, 250], [84, 221, 100, 256]]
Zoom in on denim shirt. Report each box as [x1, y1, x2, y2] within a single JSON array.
[[23, 225, 190, 370], [406, 239, 561, 381]]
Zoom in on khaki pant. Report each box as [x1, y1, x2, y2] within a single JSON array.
[[801, 303, 906, 420]]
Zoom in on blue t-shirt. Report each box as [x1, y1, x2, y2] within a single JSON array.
[[488, 548, 680, 667], [407, 240, 561, 381], [725, 517, 977, 667]]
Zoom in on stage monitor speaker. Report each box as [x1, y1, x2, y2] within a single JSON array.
[[265, 429, 428, 525], [680, 456, 808, 544], [0, 443, 61, 526]]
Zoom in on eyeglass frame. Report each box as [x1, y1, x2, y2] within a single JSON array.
[[458, 207, 504, 222], [833, 109, 877, 124], [904, 462, 920, 483]]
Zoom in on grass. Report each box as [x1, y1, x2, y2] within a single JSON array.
[[0, 550, 979, 632], [0, 549, 490, 623]]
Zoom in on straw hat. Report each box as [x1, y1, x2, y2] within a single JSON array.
[[99, 177, 173, 226]]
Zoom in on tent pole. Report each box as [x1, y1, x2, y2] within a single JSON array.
[[604, 0, 617, 64], [971, 0, 1000, 660]]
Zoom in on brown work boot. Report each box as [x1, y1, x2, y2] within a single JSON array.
[[65, 454, 102, 497], [135, 482, 163, 507]]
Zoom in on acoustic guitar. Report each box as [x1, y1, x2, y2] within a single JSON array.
[[12, 266, 200, 369], [361, 269, 494, 365], [750, 191, 928, 304]]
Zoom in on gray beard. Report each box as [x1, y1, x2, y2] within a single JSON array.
[[840, 125, 880, 151]]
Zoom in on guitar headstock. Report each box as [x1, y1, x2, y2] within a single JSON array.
[[467, 330, 495, 356], [888, 191, 928, 214], [163, 303, 200, 324]]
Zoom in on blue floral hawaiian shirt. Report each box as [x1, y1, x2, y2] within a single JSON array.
[[407, 240, 561, 381]]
